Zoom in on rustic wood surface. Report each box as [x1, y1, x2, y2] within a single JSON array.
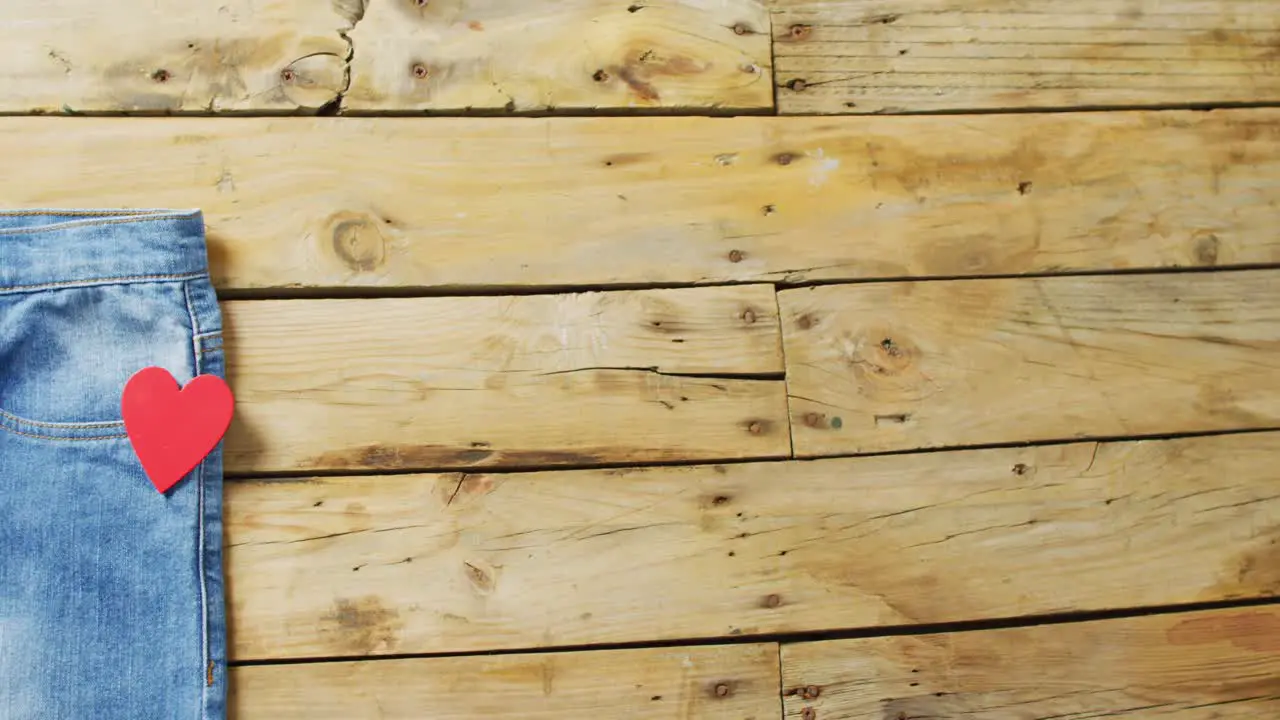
[[222, 285, 788, 474], [772, 0, 1280, 114], [782, 271, 1280, 457], [5, 0, 350, 113], [232, 643, 781, 719], [346, 0, 774, 112], [782, 606, 1280, 719], [4, 0, 770, 114], [1, 110, 1278, 291], [9, 2, 1280, 716], [225, 432, 1279, 660]]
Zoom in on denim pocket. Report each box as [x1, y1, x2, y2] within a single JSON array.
[[0, 280, 197, 441]]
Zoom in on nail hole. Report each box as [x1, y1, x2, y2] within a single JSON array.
[[728, 249, 745, 263], [593, 69, 609, 82], [412, 63, 429, 79], [151, 69, 171, 83], [280, 68, 296, 83], [732, 22, 752, 35], [788, 78, 807, 92]]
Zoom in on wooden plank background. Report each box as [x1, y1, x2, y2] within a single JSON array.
[[782, 271, 1280, 456], [223, 285, 789, 473], [771, 0, 1280, 114], [226, 432, 1279, 660], [1, 111, 1278, 291], [232, 644, 782, 719], [782, 606, 1280, 719], [5, 0, 1280, 717], [345, 0, 774, 112]]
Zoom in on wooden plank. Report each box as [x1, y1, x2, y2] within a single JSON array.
[[222, 285, 788, 473], [231, 643, 781, 719], [781, 606, 1280, 719], [345, 0, 773, 112], [772, 0, 1280, 114], [225, 432, 1280, 660], [3, 111, 1279, 290], [4, 0, 351, 113], [781, 271, 1280, 457]]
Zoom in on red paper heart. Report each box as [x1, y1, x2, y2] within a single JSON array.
[[122, 367, 234, 494]]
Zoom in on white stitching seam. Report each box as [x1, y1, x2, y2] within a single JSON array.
[[184, 278, 212, 720]]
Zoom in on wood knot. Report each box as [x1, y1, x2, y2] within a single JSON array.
[[850, 329, 919, 379], [773, 152, 798, 166], [789, 24, 812, 40], [741, 307, 757, 324], [329, 213, 387, 272], [745, 419, 770, 435], [732, 22, 753, 35], [1194, 234, 1220, 266], [593, 69, 610, 82], [802, 412, 826, 428], [796, 313, 816, 330], [280, 68, 296, 83], [151, 68, 171, 83]]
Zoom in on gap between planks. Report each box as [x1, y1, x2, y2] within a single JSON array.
[[228, 595, 1280, 668]]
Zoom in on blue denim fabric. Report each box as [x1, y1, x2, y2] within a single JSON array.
[[0, 210, 226, 719]]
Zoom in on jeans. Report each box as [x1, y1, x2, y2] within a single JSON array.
[[0, 210, 226, 719]]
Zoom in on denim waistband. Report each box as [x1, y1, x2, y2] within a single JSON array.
[[0, 209, 210, 294]]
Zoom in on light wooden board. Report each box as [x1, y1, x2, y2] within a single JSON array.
[[3, 0, 769, 113], [225, 432, 1280, 660], [346, 0, 773, 112], [3, 111, 1279, 290], [222, 285, 788, 473], [782, 606, 1280, 719], [4, 0, 351, 113], [772, 0, 1280, 114], [231, 643, 781, 719], [782, 271, 1280, 457]]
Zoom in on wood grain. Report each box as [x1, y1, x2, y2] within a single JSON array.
[[222, 285, 787, 473], [781, 606, 1280, 719], [782, 271, 1280, 457], [346, 0, 773, 112], [232, 643, 781, 719], [4, 0, 350, 113], [225, 432, 1279, 660], [772, 0, 1280, 114], [2, 111, 1279, 290]]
